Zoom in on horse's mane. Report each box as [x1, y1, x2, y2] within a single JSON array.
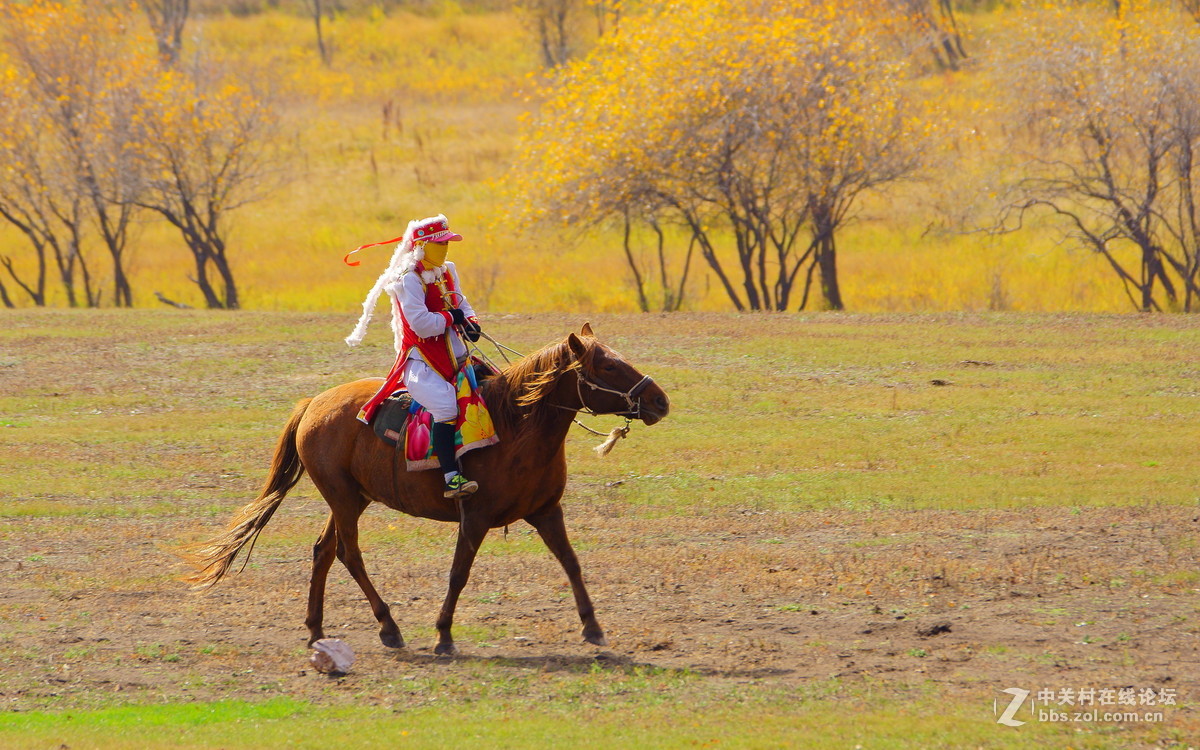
[[482, 338, 582, 452]]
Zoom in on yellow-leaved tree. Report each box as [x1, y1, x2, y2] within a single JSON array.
[[512, 0, 944, 311], [0, 55, 92, 307], [0, 0, 157, 307], [131, 65, 278, 310], [0, 0, 279, 309]]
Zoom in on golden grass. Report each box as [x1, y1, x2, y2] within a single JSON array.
[[0, 7, 1149, 314]]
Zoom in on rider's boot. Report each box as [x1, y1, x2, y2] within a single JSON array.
[[432, 419, 478, 498]]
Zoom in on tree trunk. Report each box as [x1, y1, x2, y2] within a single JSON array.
[[60, 263, 77, 308], [144, 0, 190, 67], [191, 251, 223, 309], [735, 231, 762, 311], [810, 204, 844, 310], [1140, 246, 1176, 312], [650, 218, 690, 312], [816, 232, 844, 311], [48, 235, 79, 308], [0, 244, 47, 306], [537, 16, 555, 67], [621, 214, 649, 312], [667, 234, 695, 312], [553, 2, 570, 66], [76, 242, 100, 308], [113, 262, 133, 307], [212, 256, 238, 309], [681, 212, 744, 311], [312, 0, 331, 66]]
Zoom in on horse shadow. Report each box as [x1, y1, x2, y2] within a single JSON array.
[[378, 648, 794, 680]]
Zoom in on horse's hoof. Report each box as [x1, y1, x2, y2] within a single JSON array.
[[380, 631, 406, 649], [434, 642, 458, 656], [584, 632, 608, 647]]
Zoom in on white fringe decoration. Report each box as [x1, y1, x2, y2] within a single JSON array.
[[593, 424, 630, 456]]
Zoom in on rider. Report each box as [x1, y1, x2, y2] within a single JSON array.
[[344, 214, 483, 499]]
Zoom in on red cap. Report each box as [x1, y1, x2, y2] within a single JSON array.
[[412, 216, 462, 243]]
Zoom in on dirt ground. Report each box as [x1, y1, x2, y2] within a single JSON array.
[[2, 499, 1197, 726], [1, 311, 1197, 742]]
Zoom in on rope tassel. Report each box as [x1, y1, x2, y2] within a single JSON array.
[[593, 424, 630, 456]]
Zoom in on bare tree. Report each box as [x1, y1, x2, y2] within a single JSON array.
[[619, 213, 693, 312], [0, 143, 98, 308], [141, 0, 190, 66], [997, 8, 1200, 311], [0, 0, 278, 310], [887, 0, 967, 71], [0, 94, 57, 307], [517, 0, 619, 68]]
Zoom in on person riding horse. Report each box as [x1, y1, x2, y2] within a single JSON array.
[[344, 214, 483, 499]]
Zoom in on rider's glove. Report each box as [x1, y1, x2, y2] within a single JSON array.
[[463, 319, 482, 342]]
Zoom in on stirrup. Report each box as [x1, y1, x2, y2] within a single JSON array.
[[444, 474, 479, 498]]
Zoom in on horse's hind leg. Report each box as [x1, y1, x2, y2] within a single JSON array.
[[526, 502, 607, 647], [309, 474, 405, 649], [304, 514, 337, 646]]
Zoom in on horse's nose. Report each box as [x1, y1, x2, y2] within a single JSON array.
[[652, 393, 670, 414]]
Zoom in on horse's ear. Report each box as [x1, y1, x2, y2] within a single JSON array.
[[580, 322, 595, 338], [567, 332, 589, 360]]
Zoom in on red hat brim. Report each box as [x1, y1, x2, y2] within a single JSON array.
[[424, 230, 462, 243]]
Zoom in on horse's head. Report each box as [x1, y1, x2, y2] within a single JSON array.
[[566, 323, 670, 426]]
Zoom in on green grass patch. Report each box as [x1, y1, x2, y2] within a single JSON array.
[[6, 311, 1200, 515], [0, 691, 1173, 749]]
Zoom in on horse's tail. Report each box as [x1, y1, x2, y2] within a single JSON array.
[[182, 397, 312, 589]]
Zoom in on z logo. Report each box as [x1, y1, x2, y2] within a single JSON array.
[[994, 687, 1030, 727]]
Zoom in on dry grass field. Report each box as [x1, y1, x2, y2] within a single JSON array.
[[0, 310, 1197, 747], [0, 7, 1138, 315]]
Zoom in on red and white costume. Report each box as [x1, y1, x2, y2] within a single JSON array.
[[344, 215, 478, 424]]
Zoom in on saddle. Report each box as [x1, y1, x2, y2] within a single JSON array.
[[372, 392, 413, 448], [369, 361, 500, 470]]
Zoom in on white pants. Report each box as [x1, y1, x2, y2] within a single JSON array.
[[403, 356, 458, 422]]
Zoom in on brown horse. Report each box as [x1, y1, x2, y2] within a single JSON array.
[[183, 323, 670, 655]]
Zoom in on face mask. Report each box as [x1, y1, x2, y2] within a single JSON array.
[[423, 242, 448, 267]]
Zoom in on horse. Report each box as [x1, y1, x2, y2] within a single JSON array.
[[182, 323, 670, 656]]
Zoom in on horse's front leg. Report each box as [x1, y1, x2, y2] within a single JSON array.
[[526, 502, 607, 647], [434, 512, 489, 656]]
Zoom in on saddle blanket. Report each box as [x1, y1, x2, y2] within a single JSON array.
[[372, 361, 499, 471]]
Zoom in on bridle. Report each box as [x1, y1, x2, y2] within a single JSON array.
[[468, 329, 652, 452], [574, 369, 654, 418], [468, 328, 654, 426]]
